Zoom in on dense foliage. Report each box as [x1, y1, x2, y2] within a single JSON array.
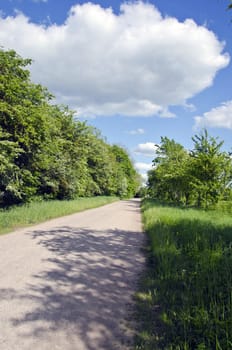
[[0, 48, 140, 206], [147, 130, 232, 208]]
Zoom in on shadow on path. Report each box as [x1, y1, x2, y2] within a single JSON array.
[[3, 224, 145, 349]]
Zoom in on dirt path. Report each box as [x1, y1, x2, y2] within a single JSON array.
[[0, 199, 145, 350]]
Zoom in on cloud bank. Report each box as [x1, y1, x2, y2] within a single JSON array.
[[194, 101, 232, 129], [134, 142, 158, 157], [0, 2, 229, 117], [135, 162, 153, 172]]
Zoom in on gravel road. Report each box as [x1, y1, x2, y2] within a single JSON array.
[[0, 199, 145, 350]]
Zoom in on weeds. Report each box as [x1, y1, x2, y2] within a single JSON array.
[[135, 199, 232, 349], [0, 196, 118, 235]]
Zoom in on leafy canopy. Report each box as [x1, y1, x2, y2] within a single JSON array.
[[0, 48, 140, 205]]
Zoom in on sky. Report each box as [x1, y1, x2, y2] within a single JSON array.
[[0, 0, 232, 182]]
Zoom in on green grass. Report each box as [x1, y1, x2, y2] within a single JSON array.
[[0, 196, 118, 235], [135, 199, 232, 350]]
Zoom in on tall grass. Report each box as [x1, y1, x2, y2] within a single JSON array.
[[135, 199, 232, 350], [0, 196, 118, 235]]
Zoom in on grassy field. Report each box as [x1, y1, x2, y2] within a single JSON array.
[[0, 196, 118, 235], [135, 199, 232, 350]]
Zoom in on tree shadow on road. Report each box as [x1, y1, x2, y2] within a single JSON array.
[[4, 225, 145, 349]]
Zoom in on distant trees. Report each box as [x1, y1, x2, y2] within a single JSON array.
[[111, 145, 141, 198], [147, 130, 232, 208], [0, 48, 140, 206]]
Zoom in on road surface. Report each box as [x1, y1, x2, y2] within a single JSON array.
[[0, 199, 145, 350]]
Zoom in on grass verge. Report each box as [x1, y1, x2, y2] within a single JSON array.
[[134, 199, 232, 350], [0, 196, 118, 235]]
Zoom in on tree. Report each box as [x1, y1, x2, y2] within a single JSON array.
[[0, 47, 140, 205], [0, 128, 24, 205], [148, 131, 232, 208], [190, 129, 231, 208], [111, 145, 140, 198], [36, 105, 90, 199], [0, 49, 54, 202], [83, 129, 116, 196], [148, 137, 192, 204]]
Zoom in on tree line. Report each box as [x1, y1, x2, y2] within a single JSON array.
[[144, 0, 232, 208], [147, 130, 232, 208], [0, 48, 140, 206]]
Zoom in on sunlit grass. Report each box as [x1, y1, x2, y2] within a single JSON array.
[[135, 199, 232, 350], [0, 196, 118, 235]]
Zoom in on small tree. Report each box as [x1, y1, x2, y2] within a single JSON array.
[[148, 137, 192, 204], [190, 129, 231, 208]]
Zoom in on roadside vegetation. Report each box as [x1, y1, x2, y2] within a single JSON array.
[[0, 196, 118, 235], [0, 48, 140, 207], [135, 199, 232, 349], [147, 130, 232, 210], [135, 127, 232, 349]]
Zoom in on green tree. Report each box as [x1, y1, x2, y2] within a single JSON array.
[[190, 129, 231, 208], [0, 128, 24, 204], [0, 49, 54, 202], [148, 137, 192, 204], [36, 105, 90, 199], [111, 145, 140, 198], [0, 47, 140, 205], [82, 129, 114, 196]]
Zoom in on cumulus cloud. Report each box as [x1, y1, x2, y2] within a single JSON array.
[[135, 162, 153, 184], [134, 142, 158, 157], [128, 128, 145, 135], [0, 2, 229, 117], [141, 173, 148, 184], [141, 172, 150, 185], [135, 162, 153, 172], [194, 101, 232, 129]]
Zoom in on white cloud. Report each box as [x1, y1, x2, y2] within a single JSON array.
[[141, 173, 148, 184], [135, 162, 153, 172], [128, 128, 145, 135], [135, 162, 153, 185], [194, 101, 232, 129], [0, 2, 229, 117], [134, 142, 158, 157], [32, 0, 48, 3]]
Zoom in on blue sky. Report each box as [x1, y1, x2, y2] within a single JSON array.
[[0, 0, 232, 181]]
